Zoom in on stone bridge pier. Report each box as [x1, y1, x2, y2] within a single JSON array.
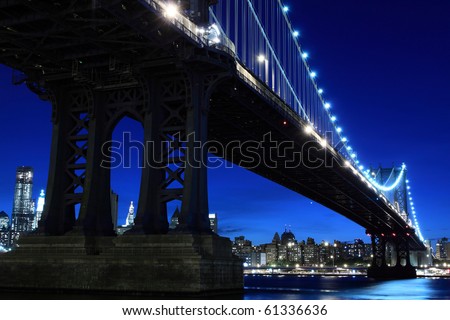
[[0, 64, 243, 295], [367, 232, 416, 279]]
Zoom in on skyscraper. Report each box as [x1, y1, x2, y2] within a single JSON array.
[[436, 238, 449, 260], [209, 213, 218, 233], [0, 211, 9, 230], [169, 208, 218, 233], [11, 166, 34, 232], [0, 211, 11, 248], [125, 201, 135, 227], [32, 189, 45, 230]]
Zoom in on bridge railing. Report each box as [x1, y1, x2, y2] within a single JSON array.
[[147, 1, 346, 158], [209, 1, 354, 159], [141, 0, 205, 45]]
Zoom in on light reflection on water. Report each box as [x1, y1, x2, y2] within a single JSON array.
[[244, 275, 450, 300]]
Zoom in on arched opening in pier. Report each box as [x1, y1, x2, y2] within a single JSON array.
[[110, 116, 143, 232]]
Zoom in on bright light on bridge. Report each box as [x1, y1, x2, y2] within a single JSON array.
[[330, 116, 337, 122], [257, 54, 267, 63], [318, 88, 323, 94], [163, 3, 179, 19], [282, 6, 289, 13], [293, 30, 300, 37], [310, 71, 317, 78], [302, 52, 309, 59], [324, 103, 331, 109], [304, 125, 314, 134], [336, 127, 343, 133]]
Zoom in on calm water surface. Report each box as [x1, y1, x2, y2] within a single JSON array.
[[244, 275, 450, 300], [1, 275, 449, 300]]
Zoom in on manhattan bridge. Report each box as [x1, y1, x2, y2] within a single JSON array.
[[0, 0, 427, 293]]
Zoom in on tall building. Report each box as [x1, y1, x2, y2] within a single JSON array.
[[258, 229, 302, 266], [251, 252, 267, 267], [280, 229, 300, 263], [0, 211, 9, 230], [260, 243, 278, 265], [169, 208, 218, 233], [280, 229, 295, 246], [303, 237, 319, 266], [32, 189, 45, 230], [436, 238, 449, 260], [0, 211, 11, 248], [116, 200, 135, 235], [169, 207, 180, 229], [209, 213, 218, 233], [11, 166, 34, 232], [232, 236, 253, 266], [272, 232, 280, 244], [125, 201, 135, 227]]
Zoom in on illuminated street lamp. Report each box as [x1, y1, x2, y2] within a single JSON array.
[[257, 54, 269, 84], [164, 3, 179, 19]]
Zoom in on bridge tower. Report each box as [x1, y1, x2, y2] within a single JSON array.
[[0, 0, 242, 294], [366, 166, 416, 278]]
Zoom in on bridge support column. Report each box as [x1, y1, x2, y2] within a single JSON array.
[[177, 72, 211, 233], [38, 86, 92, 235], [132, 78, 169, 235], [131, 73, 212, 234], [131, 72, 217, 235], [77, 90, 115, 237], [367, 233, 416, 279], [395, 235, 412, 267], [0, 67, 242, 295], [37, 86, 115, 238]]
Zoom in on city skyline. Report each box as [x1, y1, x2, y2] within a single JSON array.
[[1, 0, 450, 246]]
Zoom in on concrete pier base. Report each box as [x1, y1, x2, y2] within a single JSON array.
[[0, 234, 243, 295], [367, 265, 417, 279]]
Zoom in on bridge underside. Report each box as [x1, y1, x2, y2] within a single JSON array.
[[0, 0, 423, 292]]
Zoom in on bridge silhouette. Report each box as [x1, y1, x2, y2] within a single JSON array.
[[0, 0, 426, 293]]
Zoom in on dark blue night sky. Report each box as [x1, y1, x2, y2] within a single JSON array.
[[1, 0, 449, 245]]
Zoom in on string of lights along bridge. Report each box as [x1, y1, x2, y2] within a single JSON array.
[[161, 0, 425, 241]]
